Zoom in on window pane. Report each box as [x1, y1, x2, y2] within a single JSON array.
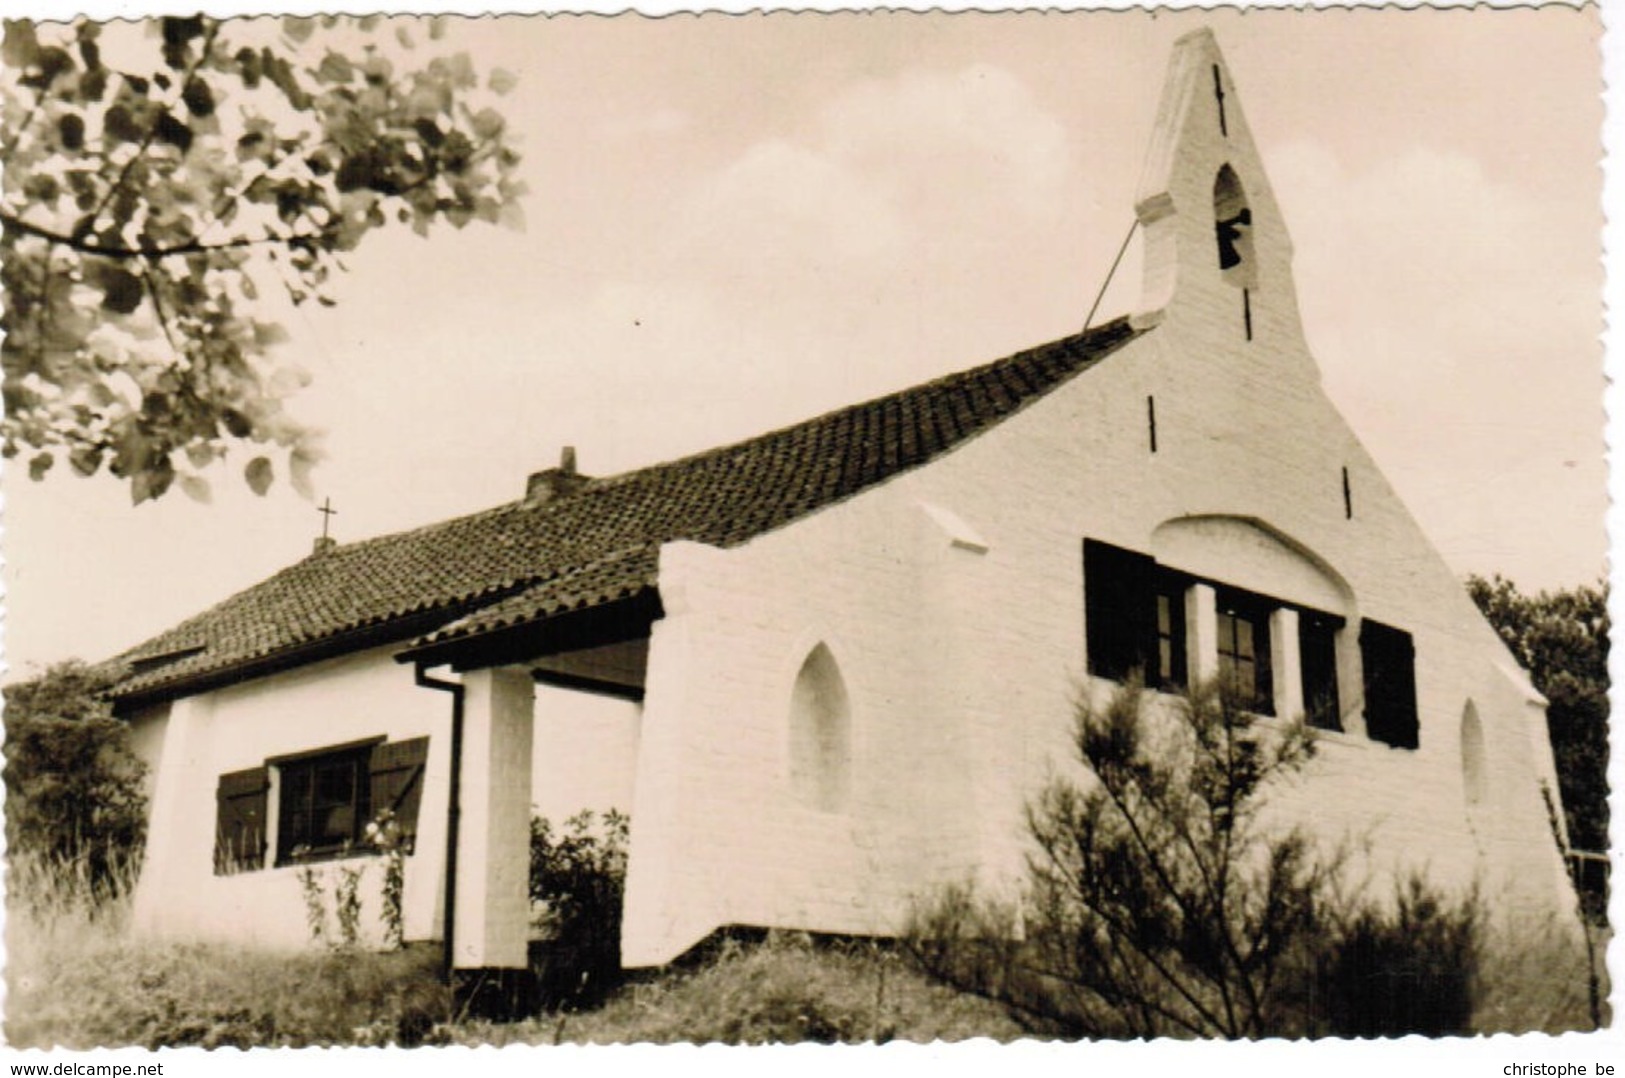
[[1235, 617, 1254, 658]]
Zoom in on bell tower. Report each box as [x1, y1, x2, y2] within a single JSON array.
[[1131, 30, 1314, 374]]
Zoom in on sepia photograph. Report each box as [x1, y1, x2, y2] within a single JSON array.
[[0, 0, 1614, 1066]]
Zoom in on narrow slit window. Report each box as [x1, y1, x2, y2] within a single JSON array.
[[1147, 395, 1158, 453], [1212, 64, 1228, 136], [1342, 466, 1353, 519]]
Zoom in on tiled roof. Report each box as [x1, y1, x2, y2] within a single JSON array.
[[111, 318, 1141, 702]]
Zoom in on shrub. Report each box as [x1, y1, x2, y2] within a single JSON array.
[[4, 661, 146, 901], [529, 809, 629, 1009], [1315, 875, 1479, 1037], [911, 679, 1336, 1039]]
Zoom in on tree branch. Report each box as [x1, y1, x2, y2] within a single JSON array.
[[0, 209, 325, 260]]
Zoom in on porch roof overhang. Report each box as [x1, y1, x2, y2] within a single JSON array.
[[394, 588, 663, 674]]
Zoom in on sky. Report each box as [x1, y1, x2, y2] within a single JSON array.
[[0, 5, 1608, 678]]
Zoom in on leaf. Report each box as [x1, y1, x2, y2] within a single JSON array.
[[162, 16, 206, 47], [289, 448, 319, 499], [58, 112, 85, 151], [245, 456, 273, 496], [282, 16, 315, 44], [488, 67, 517, 95], [27, 451, 53, 481], [155, 111, 193, 154], [181, 77, 214, 117], [317, 51, 353, 85], [103, 104, 142, 143], [179, 474, 212, 504], [220, 408, 252, 438], [130, 458, 173, 504], [98, 268, 144, 315], [471, 108, 504, 141], [2, 20, 41, 70]]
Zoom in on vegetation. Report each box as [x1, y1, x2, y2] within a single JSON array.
[[528, 808, 629, 1009], [1467, 575, 1609, 917], [905, 678, 1597, 1039], [1, 15, 524, 502], [3, 660, 147, 901], [911, 680, 1335, 1038]]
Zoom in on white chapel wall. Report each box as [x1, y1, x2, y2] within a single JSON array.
[[131, 645, 453, 950]]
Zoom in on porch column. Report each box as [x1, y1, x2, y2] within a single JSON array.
[[1186, 583, 1219, 684], [1270, 607, 1302, 722], [132, 694, 215, 936], [454, 666, 534, 970]]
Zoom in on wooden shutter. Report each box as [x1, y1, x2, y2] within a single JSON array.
[[215, 767, 269, 875], [369, 737, 429, 851], [1299, 613, 1342, 732], [1360, 620, 1419, 750], [1084, 539, 1157, 683]]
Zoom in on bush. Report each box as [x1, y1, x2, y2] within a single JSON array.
[[4, 661, 146, 902], [1315, 875, 1479, 1037], [905, 679, 1569, 1040], [529, 809, 629, 1009], [911, 679, 1335, 1039]]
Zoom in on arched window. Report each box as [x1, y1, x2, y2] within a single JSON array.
[[1461, 701, 1486, 807], [1212, 164, 1256, 286], [790, 644, 851, 812]]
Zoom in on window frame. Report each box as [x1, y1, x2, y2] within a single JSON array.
[[1214, 588, 1274, 716], [1299, 611, 1344, 732], [272, 737, 382, 867]]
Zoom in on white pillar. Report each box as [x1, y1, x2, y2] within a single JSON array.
[[1270, 607, 1302, 722], [455, 667, 535, 969], [132, 695, 215, 936], [1187, 584, 1219, 684]]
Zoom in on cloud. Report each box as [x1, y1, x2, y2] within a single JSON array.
[[1266, 140, 1605, 585]]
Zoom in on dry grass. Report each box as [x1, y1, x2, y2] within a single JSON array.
[[456, 932, 1027, 1046], [5, 851, 452, 1049], [7, 851, 1600, 1047], [1471, 919, 1610, 1036]]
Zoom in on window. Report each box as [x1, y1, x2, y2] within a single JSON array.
[[1360, 620, 1419, 750], [1154, 577, 1188, 691], [214, 736, 429, 873], [789, 644, 852, 812], [277, 744, 373, 864], [1216, 592, 1272, 714], [1085, 540, 1190, 691], [1299, 612, 1342, 731]]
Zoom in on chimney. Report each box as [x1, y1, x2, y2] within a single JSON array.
[[524, 445, 590, 505]]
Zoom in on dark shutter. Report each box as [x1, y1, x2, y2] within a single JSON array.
[[1299, 613, 1342, 731], [215, 767, 269, 875], [1084, 539, 1157, 683], [369, 737, 429, 851], [1360, 620, 1419, 750]]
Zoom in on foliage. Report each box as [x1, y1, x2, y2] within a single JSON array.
[[1467, 574, 1608, 851], [293, 863, 329, 946], [1467, 575, 1609, 916], [366, 808, 407, 949], [3, 660, 146, 900], [335, 864, 363, 948], [910, 679, 1338, 1038], [528, 808, 629, 1009], [0, 15, 524, 502], [1315, 874, 1479, 1038]]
